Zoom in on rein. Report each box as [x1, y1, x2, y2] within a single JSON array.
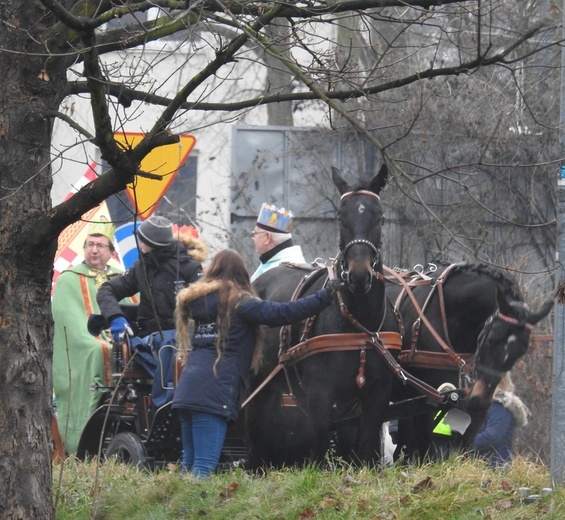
[[331, 262, 450, 403], [241, 262, 396, 409], [384, 265, 538, 392]]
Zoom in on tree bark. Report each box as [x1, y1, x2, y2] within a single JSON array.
[[0, 2, 67, 518]]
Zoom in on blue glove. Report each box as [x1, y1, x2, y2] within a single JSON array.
[[110, 316, 130, 343]]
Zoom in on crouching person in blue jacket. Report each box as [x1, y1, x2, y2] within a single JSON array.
[[172, 249, 340, 478], [471, 372, 530, 468]]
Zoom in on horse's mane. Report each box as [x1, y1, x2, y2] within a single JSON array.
[[450, 263, 524, 301]]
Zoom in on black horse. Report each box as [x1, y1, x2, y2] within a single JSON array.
[[245, 165, 397, 469], [382, 263, 553, 461]]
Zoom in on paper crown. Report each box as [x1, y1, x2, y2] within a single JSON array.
[[172, 224, 199, 239], [87, 216, 115, 243], [256, 203, 294, 234]]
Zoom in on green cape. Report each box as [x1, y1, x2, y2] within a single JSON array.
[[52, 263, 126, 455]]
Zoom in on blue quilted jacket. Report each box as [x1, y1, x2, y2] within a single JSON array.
[[172, 288, 331, 421]]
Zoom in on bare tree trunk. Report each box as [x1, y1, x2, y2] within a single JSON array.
[[263, 22, 294, 126], [0, 2, 65, 517]]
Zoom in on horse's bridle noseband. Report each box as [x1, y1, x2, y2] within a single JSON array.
[[495, 311, 534, 331], [338, 238, 381, 289]]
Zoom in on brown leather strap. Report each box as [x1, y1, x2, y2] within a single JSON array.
[[384, 265, 470, 372], [369, 336, 447, 404], [279, 266, 328, 352], [242, 332, 404, 408], [399, 350, 474, 370], [279, 331, 402, 364], [241, 363, 285, 408]]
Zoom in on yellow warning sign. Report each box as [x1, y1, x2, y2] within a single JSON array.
[[114, 132, 196, 219]]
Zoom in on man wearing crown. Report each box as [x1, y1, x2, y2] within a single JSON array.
[[52, 218, 127, 455], [250, 203, 306, 282]]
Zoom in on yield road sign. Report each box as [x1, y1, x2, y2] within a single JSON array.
[[114, 132, 196, 219]]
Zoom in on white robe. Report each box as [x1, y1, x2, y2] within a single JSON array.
[[250, 245, 306, 282]]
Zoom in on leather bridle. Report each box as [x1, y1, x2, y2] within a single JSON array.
[[473, 310, 534, 381], [338, 238, 381, 292], [337, 187, 383, 293]]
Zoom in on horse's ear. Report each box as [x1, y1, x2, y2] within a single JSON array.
[[332, 167, 351, 196], [496, 288, 514, 316], [528, 299, 554, 325], [368, 163, 389, 195]]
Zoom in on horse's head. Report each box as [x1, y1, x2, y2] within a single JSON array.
[[332, 164, 388, 294], [468, 290, 553, 411]]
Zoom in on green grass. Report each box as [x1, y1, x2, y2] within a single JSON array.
[[53, 455, 563, 519]]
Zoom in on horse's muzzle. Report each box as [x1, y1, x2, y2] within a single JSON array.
[[343, 263, 373, 294], [467, 379, 496, 412]]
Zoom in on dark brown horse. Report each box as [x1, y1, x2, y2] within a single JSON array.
[[382, 263, 553, 461], [245, 165, 397, 468]]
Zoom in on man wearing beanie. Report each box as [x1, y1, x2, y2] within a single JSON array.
[[250, 203, 306, 282], [97, 215, 207, 406]]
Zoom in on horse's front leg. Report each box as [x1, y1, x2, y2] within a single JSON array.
[[246, 387, 301, 470], [304, 390, 334, 464], [354, 366, 394, 466], [355, 392, 389, 465]]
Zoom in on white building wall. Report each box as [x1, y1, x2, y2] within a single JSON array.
[[50, 18, 335, 254]]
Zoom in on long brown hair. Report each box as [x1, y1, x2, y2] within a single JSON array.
[[176, 249, 264, 372], [204, 249, 254, 292]]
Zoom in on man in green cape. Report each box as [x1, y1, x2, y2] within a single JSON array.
[[52, 218, 130, 455]]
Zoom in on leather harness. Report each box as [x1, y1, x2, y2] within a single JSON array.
[[383, 264, 474, 390], [242, 262, 453, 409]]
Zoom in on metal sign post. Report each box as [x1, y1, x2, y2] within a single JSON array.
[[551, 7, 565, 486], [552, 178, 565, 487]]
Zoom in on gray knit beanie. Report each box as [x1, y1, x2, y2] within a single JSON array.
[[137, 216, 174, 248]]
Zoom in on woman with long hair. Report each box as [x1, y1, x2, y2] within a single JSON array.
[[173, 249, 339, 477]]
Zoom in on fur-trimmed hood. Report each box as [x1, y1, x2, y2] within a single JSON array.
[[177, 279, 223, 313], [180, 235, 208, 264], [493, 391, 530, 428]]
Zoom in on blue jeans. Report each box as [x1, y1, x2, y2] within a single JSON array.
[[177, 410, 228, 478]]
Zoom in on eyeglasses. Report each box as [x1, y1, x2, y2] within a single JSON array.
[[85, 242, 110, 250], [251, 231, 267, 238]]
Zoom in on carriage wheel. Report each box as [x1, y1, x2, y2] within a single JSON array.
[[105, 432, 148, 469]]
